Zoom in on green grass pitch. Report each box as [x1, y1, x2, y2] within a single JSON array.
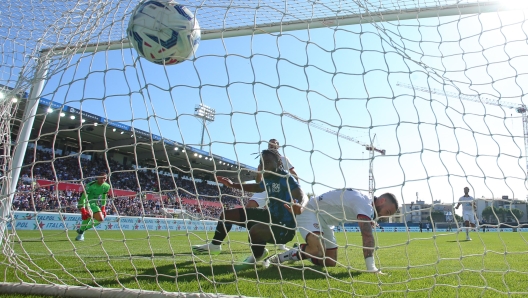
[[1, 230, 528, 297]]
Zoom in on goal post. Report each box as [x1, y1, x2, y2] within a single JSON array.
[[0, 56, 50, 248], [2, 0, 528, 297]]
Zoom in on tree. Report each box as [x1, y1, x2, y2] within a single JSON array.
[[481, 206, 496, 222], [507, 208, 524, 222], [481, 206, 524, 223], [427, 211, 446, 223]]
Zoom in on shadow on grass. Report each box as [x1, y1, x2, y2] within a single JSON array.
[[91, 260, 362, 288], [446, 240, 472, 243], [22, 239, 73, 243]]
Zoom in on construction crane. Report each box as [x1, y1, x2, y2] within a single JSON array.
[[396, 82, 528, 173], [283, 111, 386, 198]]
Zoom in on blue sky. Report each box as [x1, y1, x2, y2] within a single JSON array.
[[5, 4, 528, 211]]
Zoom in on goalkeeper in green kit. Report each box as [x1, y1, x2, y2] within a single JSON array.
[[75, 172, 110, 241]]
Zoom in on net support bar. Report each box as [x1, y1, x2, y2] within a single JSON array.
[[0, 56, 50, 248], [43, 0, 522, 56], [0, 282, 246, 298]]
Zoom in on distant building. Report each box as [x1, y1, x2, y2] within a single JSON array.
[[395, 196, 528, 224], [475, 196, 528, 223], [396, 200, 454, 223]]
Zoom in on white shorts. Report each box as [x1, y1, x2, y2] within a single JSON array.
[[463, 211, 476, 224], [295, 208, 338, 249], [248, 191, 267, 208]]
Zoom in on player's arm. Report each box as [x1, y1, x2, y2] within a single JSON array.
[[281, 176, 305, 215], [217, 176, 264, 193], [77, 191, 87, 209], [283, 187, 305, 215], [358, 214, 379, 273], [245, 200, 260, 208], [255, 164, 263, 183], [101, 192, 108, 206], [288, 167, 299, 182], [455, 202, 461, 209], [100, 189, 109, 217], [283, 157, 299, 182]]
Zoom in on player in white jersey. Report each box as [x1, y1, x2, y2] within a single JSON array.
[[245, 139, 300, 251], [263, 189, 398, 273], [455, 187, 476, 241]]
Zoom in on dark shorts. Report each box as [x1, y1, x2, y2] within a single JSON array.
[[243, 208, 296, 245]]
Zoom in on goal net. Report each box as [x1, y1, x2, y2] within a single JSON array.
[[2, 0, 528, 297]]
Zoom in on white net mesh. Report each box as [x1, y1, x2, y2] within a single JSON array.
[[2, 0, 528, 297]]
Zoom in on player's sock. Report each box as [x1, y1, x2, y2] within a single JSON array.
[[211, 222, 232, 246], [80, 219, 100, 232], [251, 242, 266, 259], [465, 228, 469, 238], [279, 244, 308, 262]]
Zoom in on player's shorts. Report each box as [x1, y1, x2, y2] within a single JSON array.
[[88, 201, 102, 213], [243, 208, 296, 244], [248, 191, 267, 208], [249, 192, 309, 210], [295, 208, 338, 250], [463, 211, 476, 224]]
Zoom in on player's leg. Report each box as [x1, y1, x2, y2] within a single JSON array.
[[235, 223, 273, 270], [469, 215, 477, 233], [264, 210, 323, 267], [93, 211, 105, 222], [236, 212, 295, 270], [245, 200, 260, 208], [192, 208, 246, 255], [463, 213, 471, 240], [76, 203, 104, 240], [246, 191, 266, 208], [192, 208, 249, 254], [309, 224, 338, 267], [246, 194, 288, 251], [264, 232, 324, 267]]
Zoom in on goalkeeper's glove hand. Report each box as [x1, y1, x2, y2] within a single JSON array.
[[80, 207, 90, 220], [101, 206, 107, 218]]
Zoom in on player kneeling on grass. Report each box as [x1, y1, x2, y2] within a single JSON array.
[[75, 172, 110, 241], [263, 189, 398, 273], [192, 149, 305, 270]]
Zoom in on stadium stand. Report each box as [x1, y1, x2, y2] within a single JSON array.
[[13, 147, 253, 219]]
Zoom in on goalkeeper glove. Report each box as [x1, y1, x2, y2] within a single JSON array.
[[101, 206, 107, 218], [80, 207, 90, 220]]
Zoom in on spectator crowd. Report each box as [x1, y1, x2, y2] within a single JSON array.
[[12, 147, 254, 220]]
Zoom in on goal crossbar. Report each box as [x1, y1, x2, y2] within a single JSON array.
[[43, 0, 518, 56]]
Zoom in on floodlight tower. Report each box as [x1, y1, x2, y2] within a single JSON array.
[[194, 104, 215, 151], [396, 82, 528, 174], [283, 112, 386, 198]]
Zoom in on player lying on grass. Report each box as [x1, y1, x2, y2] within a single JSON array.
[[192, 149, 306, 269], [263, 189, 398, 273], [75, 172, 110, 241]]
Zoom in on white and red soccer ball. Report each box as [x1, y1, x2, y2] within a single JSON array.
[[127, 0, 200, 65]]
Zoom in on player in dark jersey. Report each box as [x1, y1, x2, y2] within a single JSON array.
[[75, 172, 110, 241], [192, 149, 306, 270]]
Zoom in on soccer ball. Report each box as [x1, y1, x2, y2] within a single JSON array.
[[127, 0, 200, 65]]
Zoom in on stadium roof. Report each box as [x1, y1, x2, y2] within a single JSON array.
[[6, 85, 257, 183]]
